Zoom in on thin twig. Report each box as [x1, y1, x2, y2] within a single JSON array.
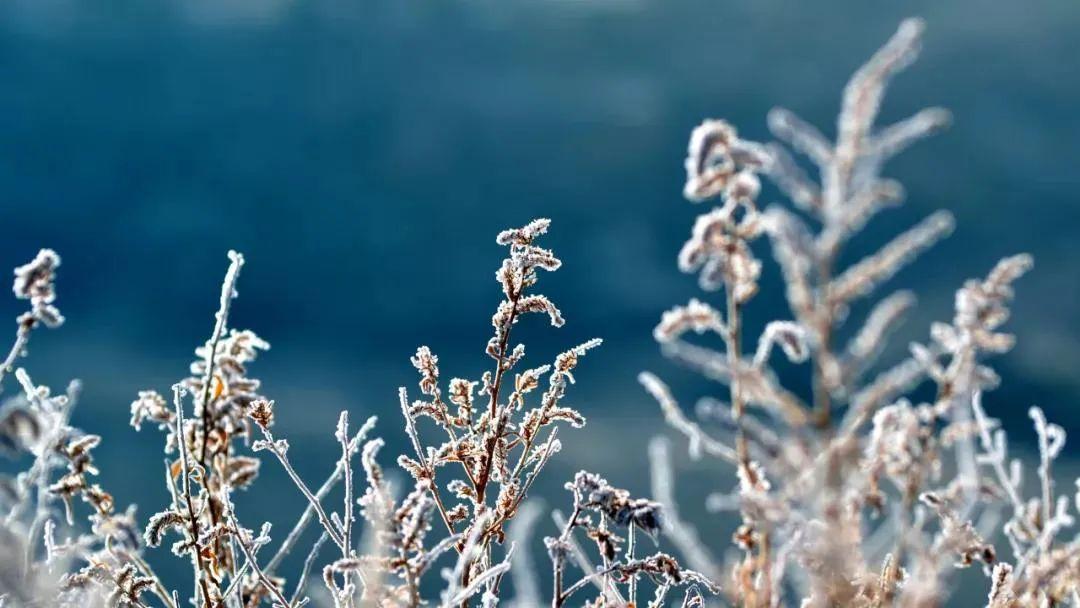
[[172, 385, 214, 608], [265, 416, 376, 574]]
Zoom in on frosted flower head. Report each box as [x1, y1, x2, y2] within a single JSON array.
[[493, 219, 562, 302], [678, 207, 762, 300], [495, 218, 551, 247], [950, 254, 1032, 354], [13, 249, 64, 328], [410, 346, 440, 396], [13, 249, 60, 304], [129, 390, 174, 432], [867, 400, 924, 483], [246, 399, 275, 430], [684, 120, 770, 202]]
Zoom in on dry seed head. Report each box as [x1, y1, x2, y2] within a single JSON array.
[[246, 399, 275, 429], [12, 248, 64, 329], [13, 249, 60, 305], [496, 218, 551, 246]]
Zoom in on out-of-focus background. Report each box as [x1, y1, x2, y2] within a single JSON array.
[[1, 0, 1078, 602]]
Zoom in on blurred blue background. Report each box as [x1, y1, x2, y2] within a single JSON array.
[[1, 0, 1078, 600]]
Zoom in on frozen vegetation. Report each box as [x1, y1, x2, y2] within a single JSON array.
[[0, 18, 1077, 608]]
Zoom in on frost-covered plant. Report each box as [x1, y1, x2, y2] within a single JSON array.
[[0, 220, 622, 608], [373, 218, 618, 607], [1, 251, 173, 608], [642, 17, 1080, 607], [125, 220, 612, 608], [544, 470, 716, 608], [14, 220, 609, 608], [0, 17, 1075, 608]]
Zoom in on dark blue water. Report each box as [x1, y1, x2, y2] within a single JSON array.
[[1, 1, 1077, 602]]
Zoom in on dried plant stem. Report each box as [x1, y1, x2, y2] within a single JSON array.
[[129, 551, 179, 608], [187, 251, 245, 598], [198, 250, 243, 468], [726, 262, 773, 607], [257, 428, 345, 551], [559, 563, 632, 603], [730, 291, 773, 608], [399, 388, 459, 544], [550, 506, 581, 608], [0, 319, 32, 387], [265, 416, 376, 575], [726, 292, 748, 467], [337, 413, 356, 608], [460, 292, 522, 605], [426, 480, 458, 547], [971, 393, 1024, 513], [340, 434, 353, 555], [172, 385, 214, 608], [290, 531, 327, 605], [812, 258, 836, 431], [229, 519, 292, 608], [627, 523, 637, 606], [475, 291, 521, 505]]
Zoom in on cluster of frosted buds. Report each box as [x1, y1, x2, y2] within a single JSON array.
[[683, 119, 770, 203], [566, 470, 664, 538], [864, 397, 952, 517], [185, 329, 270, 439], [678, 200, 764, 300], [912, 255, 1033, 405], [61, 562, 155, 607], [405, 346, 459, 428], [948, 254, 1034, 355], [607, 552, 720, 593], [679, 121, 770, 300], [12, 248, 64, 329], [146, 327, 273, 520], [47, 431, 111, 517], [919, 492, 997, 568], [490, 218, 564, 359], [246, 398, 274, 430], [549, 470, 718, 607], [447, 377, 477, 426], [129, 390, 174, 433], [866, 400, 927, 493]]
